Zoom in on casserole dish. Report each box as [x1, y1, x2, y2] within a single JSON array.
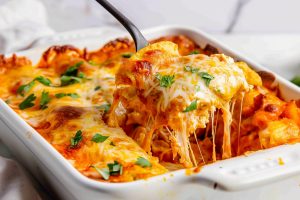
[[0, 25, 300, 200]]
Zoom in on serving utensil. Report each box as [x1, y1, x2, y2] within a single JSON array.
[[94, 0, 148, 51]]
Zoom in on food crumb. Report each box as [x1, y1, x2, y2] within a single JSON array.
[[163, 177, 167, 182], [278, 157, 284, 165], [193, 166, 202, 173], [244, 151, 255, 157], [185, 168, 192, 176]]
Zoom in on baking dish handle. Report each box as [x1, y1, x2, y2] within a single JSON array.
[[193, 144, 300, 190]]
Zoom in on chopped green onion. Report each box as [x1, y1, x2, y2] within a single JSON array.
[[17, 81, 35, 96], [155, 73, 175, 88], [199, 72, 214, 86], [107, 161, 123, 176], [60, 62, 87, 86], [91, 161, 123, 180], [63, 62, 83, 76], [189, 50, 200, 55], [60, 75, 81, 86], [136, 157, 152, 168], [55, 93, 80, 99], [34, 76, 52, 86], [40, 91, 51, 110], [19, 94, 36, 110], [184, 66, 199, 73], [70, 130, 83, 148], [91, 133, 109, 143], [78, 72, 86, 79], [291, 76, 300, 87], [183, 100, 197, 112], [91, 166, 110, 180]]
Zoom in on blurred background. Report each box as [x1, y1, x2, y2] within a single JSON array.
[[0, 0, 299, 82]]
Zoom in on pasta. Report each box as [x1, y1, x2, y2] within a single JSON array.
[[0, 35, 299, 182]]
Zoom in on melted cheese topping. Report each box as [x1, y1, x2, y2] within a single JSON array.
[[1, 36, 299, 182], [0, 45, 167, 182], [111, 42, 251, 166], [110, 41, 299, 167]]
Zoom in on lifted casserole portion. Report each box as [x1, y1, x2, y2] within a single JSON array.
[[108, 41, 250, 167], [108, 41, 300, 168]]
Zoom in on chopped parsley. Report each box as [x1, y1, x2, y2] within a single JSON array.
[[291, 76, 300, 87], [155, 73, 175, 88], [107, 161, 123, 176], [199, 72, 214, 86], [97, 104, 111, 113], [55, 93, 80, 99], [122, 53, 133, 58], [183, 100, 197, 112], [91, 133, 109, 143], [91, 166, 110, 180], [60, 62, 86, 86], [63, 61, 83, 76], [60, 75, 82, 86], [19, 94, 36, 110], [91, 161, 123, 180], [70, 130, 83, 148], [189, 50, 200, 55], [34, 76, 51, 86], [136, 157, 152, 168], [78, 72, 86, 79], [17, 81, 35, 96], [94, 86, 101, 91], [184, 66, 199, 73], [17, 76, 52, 96], [40, 91, 51, 110]]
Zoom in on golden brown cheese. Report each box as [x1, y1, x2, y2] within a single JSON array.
[[109, 41, 300, 168], [110, 42, 252, 167], [0, 35, 299, 182], [0, 44, 167, 182]]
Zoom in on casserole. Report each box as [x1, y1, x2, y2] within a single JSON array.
[[0, 25, 300, 200]]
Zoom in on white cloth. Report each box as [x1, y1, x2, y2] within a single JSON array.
[[0, 0, 49, 198], [0, 0, 53, 53], [0, 156, 41, 200]]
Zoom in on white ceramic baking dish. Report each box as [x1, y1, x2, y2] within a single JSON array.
[[1, 25, 300, 200]]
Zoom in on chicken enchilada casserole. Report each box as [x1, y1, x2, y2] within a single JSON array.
[[0, 35, 299, 182]]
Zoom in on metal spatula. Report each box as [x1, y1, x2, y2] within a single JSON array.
[[94, 0, 148, 51]]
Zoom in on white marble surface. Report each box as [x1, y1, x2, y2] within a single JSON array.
[[37, 0, 300, 34], [215, 34, 300, 80]]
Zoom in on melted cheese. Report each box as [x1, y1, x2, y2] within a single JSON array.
[[0, 47, 167, 182], [1, 36, 299, 182], [111, 41, 251, 167]]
